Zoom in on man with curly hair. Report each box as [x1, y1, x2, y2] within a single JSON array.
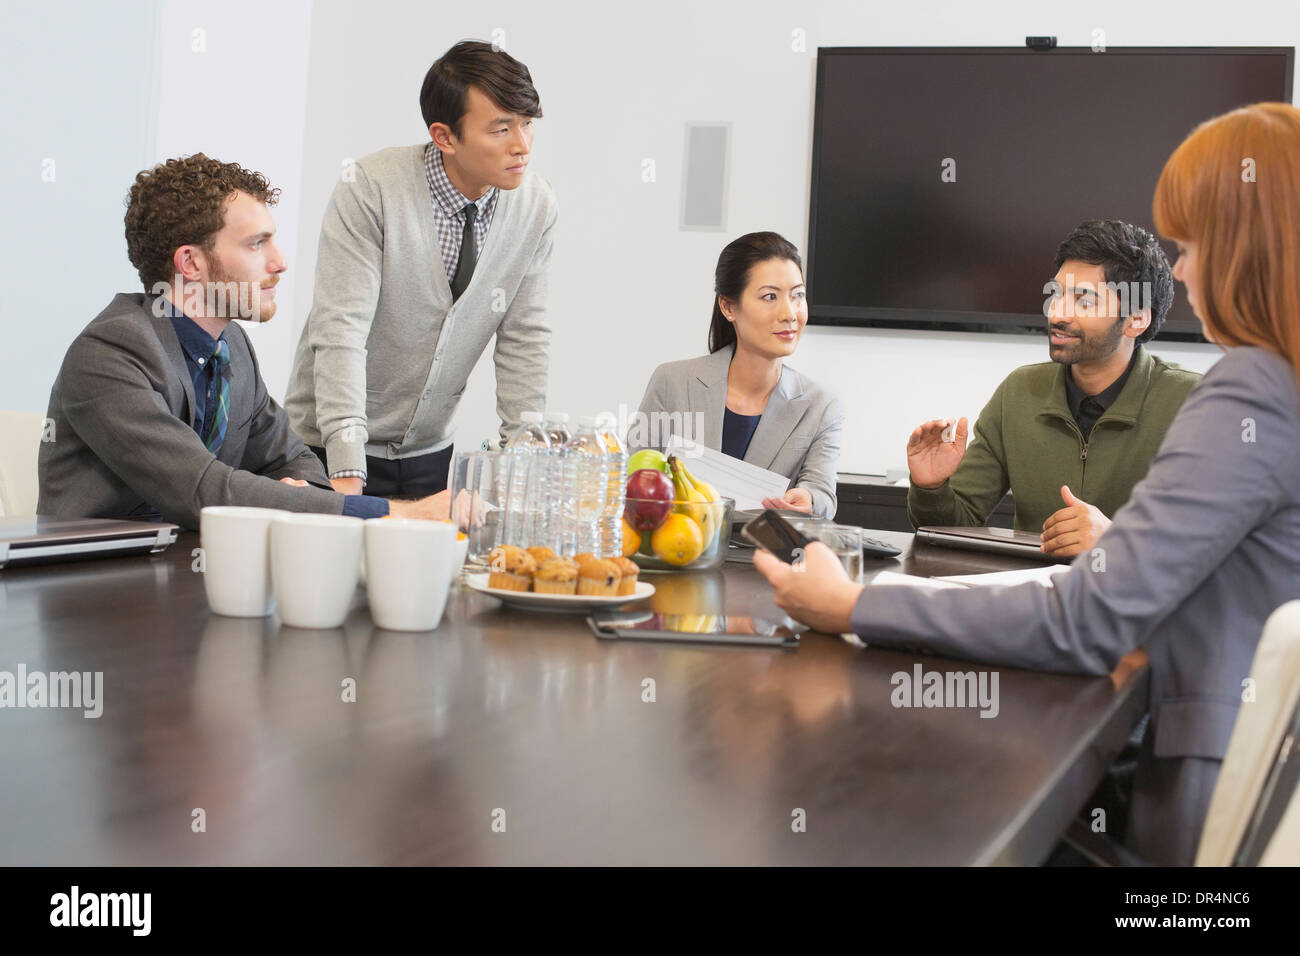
[[285, 40, 557, 497], [37, 154, 447, 529]]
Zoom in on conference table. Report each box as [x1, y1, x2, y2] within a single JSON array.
[[0, 528, 1148, 865]]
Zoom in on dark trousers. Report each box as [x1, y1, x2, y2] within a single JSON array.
[[310, 445, 454, 499]]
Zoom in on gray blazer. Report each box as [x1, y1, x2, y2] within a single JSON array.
[[38, 293, 344, 530], [851, 346, 1300, 865], [632, 346, 844, 519]]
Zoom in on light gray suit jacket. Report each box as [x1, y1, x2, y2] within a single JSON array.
[[852, 346, 1300, 865], [38, 293, 344, 530], [631, 346, 844, 519]]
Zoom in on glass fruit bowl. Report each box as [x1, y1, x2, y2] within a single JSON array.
[[623, 497, 734, 572]]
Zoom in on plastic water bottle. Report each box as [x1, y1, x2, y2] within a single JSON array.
[[543, 412, 572, 552], [543, 412, 571, 449], [597, 414, 627, 558], [503, 411, 555, 548], [563, 417, 609, 557]]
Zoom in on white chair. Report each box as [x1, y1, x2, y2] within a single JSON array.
[[1195, 599, 1300, 866], [1063, 599, 1300, 866], [0, 410, 47, 517]]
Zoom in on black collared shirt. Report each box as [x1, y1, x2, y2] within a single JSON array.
[[1064, 347, 1140, 439]]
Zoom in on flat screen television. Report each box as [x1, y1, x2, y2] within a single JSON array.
[[806, 47, 1295, 341]]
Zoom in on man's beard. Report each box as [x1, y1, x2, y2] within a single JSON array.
[[207, 254, 274, 322], [1048, 315, 1126, 365]]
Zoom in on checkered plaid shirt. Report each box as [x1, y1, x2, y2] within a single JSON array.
[[328, 145, 499, 483], [425, 142, 498, 280]]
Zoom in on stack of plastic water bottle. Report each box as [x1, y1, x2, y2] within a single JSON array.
[[501, 411, 626, 559]]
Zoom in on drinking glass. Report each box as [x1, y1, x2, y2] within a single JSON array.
[[791, 520, 864, 583], [452, 450, 514, 571]]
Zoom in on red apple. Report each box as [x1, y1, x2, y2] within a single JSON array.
[[625, 468, 674, 531]]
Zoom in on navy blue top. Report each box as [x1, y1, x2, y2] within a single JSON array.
[[722, 407, 762, 461], [165, 302, 387, 519]]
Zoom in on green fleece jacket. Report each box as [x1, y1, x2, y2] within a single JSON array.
[[908, 347, 1202, 532]]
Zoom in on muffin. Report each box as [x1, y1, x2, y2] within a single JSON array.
[[609, 556, 639, 596], [526, 546, 557, 564], [487, 546, 537, 592], [533, 558, 579, 595], [576, 555, 620, 597]]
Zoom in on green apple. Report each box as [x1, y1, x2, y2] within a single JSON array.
[[627, 449, 669, 476]]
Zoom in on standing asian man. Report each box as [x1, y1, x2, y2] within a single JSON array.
[[286, 40, 558, 498]]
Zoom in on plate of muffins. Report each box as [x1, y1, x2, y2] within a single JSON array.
[[466, 546, 655, 612]]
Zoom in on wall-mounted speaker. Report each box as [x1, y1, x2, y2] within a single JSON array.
[[680, 122, 731, 231]]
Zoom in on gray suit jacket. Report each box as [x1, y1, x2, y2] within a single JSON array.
[[851, 346, 1300, 865], [38, 293, 344, 530], [631, 346, 844, 519]]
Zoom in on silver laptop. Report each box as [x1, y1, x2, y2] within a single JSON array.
[[0, 517, 178, 570], [915, 525, 1066, 563]]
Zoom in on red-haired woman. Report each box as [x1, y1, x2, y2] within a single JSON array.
[[756, 103, 1300, 865]]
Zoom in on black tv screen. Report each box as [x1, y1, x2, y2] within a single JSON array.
[[806, 47, 1295, 341]]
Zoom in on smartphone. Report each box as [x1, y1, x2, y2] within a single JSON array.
[[740, 509, 814, 563]]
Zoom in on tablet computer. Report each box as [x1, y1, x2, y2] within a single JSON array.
[[587, 609, 801, 648]]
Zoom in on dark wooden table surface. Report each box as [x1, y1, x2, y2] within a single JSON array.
[[0, 529, 1146, 865]]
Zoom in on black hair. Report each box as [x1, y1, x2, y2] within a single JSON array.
[[1052, 219, 1174, 343], [708, 232, 804, 353], [419, 40, 542, 138]]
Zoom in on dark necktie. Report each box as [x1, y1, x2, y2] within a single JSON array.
[[449, 202, 478, 301], [204, 338, 231, 454]]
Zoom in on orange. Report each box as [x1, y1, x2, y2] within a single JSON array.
[[621, 519, 641, 558], [651, 514, 705, 566]]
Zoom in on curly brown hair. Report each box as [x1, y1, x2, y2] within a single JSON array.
[[124, 153, 280, 289]]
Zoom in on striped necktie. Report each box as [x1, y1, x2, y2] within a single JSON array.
[[204, 338, 231, 453]]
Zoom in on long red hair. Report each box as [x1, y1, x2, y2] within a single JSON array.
[[1153, 102, 1300, 385]]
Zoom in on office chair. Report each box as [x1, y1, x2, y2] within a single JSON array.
[[1063, 600, 1300, 866], [0, 410, 47, 516]]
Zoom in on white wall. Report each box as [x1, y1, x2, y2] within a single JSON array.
[[153, 0, 313, 399], [0, 0, 160, 412], [0, 0, 313, 409], [294, 0, 1298, 475]]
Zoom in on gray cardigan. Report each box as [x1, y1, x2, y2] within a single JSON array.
[[285, 144, 558, 476], [632, 346, 845, 518], [851, 346, 1300, 865], [38, 293, 343, 529]]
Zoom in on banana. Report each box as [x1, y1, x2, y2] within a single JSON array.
[[674, 457, 722, 551], [679, 460, 719, 503], [668, 455, 717, 547]]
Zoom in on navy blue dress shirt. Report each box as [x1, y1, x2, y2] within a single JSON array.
[[722, 407, 762, 461]]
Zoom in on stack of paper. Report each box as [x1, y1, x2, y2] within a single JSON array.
[[664, 436, 791, 511], [870, 565, 1069, 590]]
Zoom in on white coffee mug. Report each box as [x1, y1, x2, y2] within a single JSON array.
[[200, 506, 290, 617], [364, 519, 457, 631], [270, 514, 365, 629]]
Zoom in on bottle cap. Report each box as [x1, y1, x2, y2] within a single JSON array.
[[520, 411, 544, 424], [544, 412, 569, 423]]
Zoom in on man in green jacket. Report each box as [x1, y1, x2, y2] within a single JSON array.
[[906, 219, 1201, 558]]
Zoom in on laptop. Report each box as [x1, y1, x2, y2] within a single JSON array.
[[915, 525, 1066, 563], [0, 516, 179, 570]]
